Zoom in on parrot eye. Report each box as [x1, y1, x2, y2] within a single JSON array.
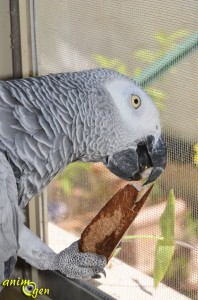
[[131, 95, 141, 109]]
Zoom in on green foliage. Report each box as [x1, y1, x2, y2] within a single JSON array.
[[118, 189, 176, 288], [154, 29, 190, 49], [193, 143, 198, 166], [146, 88, 165, 111], [148, 181, 164, 203], [185, 210, 198, 238], [94, 55, 129, 76], [112, 245, 122, 257], [135, 29, 190, 64], [94, 29, 190, 111], [122, 234, 162, 241], [134, 49, 159, 64], [57, 162, 91, 196], [163, 251, 188, 281], [153, 189, 175, 287]]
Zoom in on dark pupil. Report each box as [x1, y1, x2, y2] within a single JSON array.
[[134, 98, 139, 105]]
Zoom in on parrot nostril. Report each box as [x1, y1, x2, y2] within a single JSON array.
[[105, 156, 109, 164]]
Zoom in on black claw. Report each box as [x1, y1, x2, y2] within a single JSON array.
[[92, 274, 101, 279], [101, 269, 106, 278], [91, 269, 106, 279]]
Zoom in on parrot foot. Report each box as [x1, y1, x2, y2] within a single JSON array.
[[33, 240, 107, 280]]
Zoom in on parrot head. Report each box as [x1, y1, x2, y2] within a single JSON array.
[[76, 69, 167, 184]]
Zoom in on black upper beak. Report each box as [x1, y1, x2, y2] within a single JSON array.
[[143, 135, 167, 185], [104, 134, 167, 184]]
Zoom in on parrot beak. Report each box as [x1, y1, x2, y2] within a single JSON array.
[[104, 134, 167, 184], [142, 135, 167, 185]]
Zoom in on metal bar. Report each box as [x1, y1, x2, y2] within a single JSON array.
[[36, 190, 49, 245], [9, 0, 22, 79], [136, 31, 198, 88], [18, 0, 32, 78], [17, 0, 39, 284], [0, 1, 13, 79], [29, 0, 38, 76]]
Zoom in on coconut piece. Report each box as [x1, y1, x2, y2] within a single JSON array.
[[79, 184, 153, 260]]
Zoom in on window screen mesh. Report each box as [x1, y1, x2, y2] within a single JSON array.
[[34, 1, 198, 299]]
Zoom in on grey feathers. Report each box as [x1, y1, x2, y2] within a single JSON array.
[[0, 69, 124, 207], [0, 152, 18, 284]]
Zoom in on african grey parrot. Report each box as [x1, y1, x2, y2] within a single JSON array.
[[0, 68, 166, 287]]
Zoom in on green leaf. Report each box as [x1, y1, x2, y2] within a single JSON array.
[[169, 29, 190, 42], [146, 88, 165, 100], [133, 68, 142, 78], [193, 143, 198, 166], [146, 87, 166, 111], [123, 234, 163, 241], [153, 240, 175, 288], [57, 162, 91, 196], [117, 64, 129, 76], [94, 54, 130, 75], [154, 31, 168, 45], [135, 50, 159, 63], [185, 210, 198, 237], [160, 189, 175, 241], [59, 178, 72, 196], [112, 246, 122, 257], [153, 189, 175, 288], [153, 100, 166, 111], [94, 54, 116, 68]]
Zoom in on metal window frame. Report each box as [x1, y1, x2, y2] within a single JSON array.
[[0, 0, 13, 79]]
